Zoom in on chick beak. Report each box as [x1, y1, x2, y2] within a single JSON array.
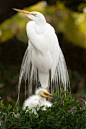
[[43, 91, 53, 99], [12, 8, 31, 15]]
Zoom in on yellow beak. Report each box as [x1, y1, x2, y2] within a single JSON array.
[[43, 91, 53, 99], [13, 8, 31, 15]]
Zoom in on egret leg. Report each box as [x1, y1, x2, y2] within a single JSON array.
[[49, 69, 52, 102], [37, 68, 39, 88], [49, 69, 51, 93]]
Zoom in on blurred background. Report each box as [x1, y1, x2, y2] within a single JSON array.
[[0, 0, 86, 107]]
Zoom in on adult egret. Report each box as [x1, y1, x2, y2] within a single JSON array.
[[23, 88, 52, 114], [13, 9, 70, 101]]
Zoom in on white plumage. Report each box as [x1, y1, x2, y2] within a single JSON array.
[[23, 88, 52, 113], [13, 9, 70, 101]]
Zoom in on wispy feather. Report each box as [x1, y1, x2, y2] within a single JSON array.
[[16, 45, 70, 104]]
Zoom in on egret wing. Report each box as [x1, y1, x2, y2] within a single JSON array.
[[17, 41, 37, 104], [52, 47, 70, 96]]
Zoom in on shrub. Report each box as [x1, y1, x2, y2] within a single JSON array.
[[0, 93, 86, 129]]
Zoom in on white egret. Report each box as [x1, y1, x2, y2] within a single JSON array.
[[13, 9, 70, 101], [23, 88, 52, 114]]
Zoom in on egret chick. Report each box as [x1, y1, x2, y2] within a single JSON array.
[[23, 88, 52, 113]]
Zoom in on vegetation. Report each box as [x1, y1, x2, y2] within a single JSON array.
[[0, 1, 86, 128], [0, 1, 86, 48], [0, 93, 86, 129]]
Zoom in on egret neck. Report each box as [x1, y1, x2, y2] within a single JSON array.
[[34, 20, 46, 34]]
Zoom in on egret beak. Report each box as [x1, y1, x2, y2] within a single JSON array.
[[12, 8, 31, 15], [43, 91, 53, 99]]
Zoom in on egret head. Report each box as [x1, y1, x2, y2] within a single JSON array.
[[35, 88, 52, 99], [13, 8, 46, 25]]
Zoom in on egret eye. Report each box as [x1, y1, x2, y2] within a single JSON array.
[[32, 13, 36, 16]]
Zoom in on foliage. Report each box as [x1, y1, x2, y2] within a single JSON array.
[[0, 93, 86, 129], [0, 1, 86, 48], [47, 0, 86, 12]]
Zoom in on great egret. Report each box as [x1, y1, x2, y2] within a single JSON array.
[[23, 88, 52, 114], [13, 9, 70, 101]]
